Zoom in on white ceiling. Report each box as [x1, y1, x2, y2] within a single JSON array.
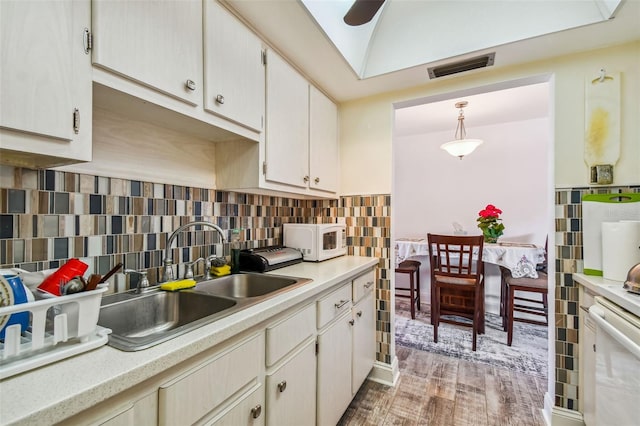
[[394, 81, 550, 137], [223, 0, 640, 103], [301, 0, 622, 79]]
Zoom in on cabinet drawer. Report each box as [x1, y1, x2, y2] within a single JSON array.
[[317, 283, 352, 329], [266, 303, 315, 367], [159, 333, 264, 426], [352, 270, 375, 303]]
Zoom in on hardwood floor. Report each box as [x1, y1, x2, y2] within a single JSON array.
[[339, 314, 547, 425]]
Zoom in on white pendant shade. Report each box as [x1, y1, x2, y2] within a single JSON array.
[[441, 101, 483, 159], [440, 138, 483, 158]]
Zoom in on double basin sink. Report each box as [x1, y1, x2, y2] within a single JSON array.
[[98, 273, 312, 351]]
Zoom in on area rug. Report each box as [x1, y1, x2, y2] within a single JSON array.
[[395, 299, 548, 378]]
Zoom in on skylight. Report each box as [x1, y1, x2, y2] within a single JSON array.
[[300, 0, 623, 79]]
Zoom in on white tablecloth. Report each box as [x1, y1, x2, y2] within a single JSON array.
[[395, 238, 546, 278]]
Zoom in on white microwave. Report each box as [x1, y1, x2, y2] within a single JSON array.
[[283, 223, 347, 262]]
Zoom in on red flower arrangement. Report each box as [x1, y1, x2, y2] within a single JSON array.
[[477, 204, 504, 243]]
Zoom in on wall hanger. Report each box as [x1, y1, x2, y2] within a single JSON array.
[[591, 68, 614, 84]]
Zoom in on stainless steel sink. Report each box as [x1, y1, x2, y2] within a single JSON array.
[[99, 290, 237, 351], [99, 273, 311, 351], [193, 273, 305, 298]]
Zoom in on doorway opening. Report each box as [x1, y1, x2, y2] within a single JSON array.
[[390, 74, 555, 414]]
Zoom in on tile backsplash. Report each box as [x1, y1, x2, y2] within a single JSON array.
[[13, 163, 636, 400], [553, 184, 639, 411], [0, 166, 392, 363]]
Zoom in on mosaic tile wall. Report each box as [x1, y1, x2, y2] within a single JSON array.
[[554, 184, 639, 411], [0, 166, 393, 363], [339, 195, 392, 364]]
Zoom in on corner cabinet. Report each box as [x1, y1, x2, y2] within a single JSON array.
[[216, 49, 339, 199], [0, 0, 92, 168], [264, 50, 339, 194]]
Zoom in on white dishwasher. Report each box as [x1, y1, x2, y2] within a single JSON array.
[[589, 296, 640, 426]]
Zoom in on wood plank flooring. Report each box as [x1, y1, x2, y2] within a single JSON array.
[[338, 338, 547, 426]]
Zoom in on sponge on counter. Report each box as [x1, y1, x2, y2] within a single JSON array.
[[211, 265, 231, 277], [160, 279, 197, 291]]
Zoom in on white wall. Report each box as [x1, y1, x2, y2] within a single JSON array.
[[393, 116, 550, 314], [340, 41, 640, 195], [394, 117, 549, 244]]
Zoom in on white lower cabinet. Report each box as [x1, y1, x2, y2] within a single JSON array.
[[205, 385, 264, 426], [352, 289, 376, 394], [265, 339, 316, 426], [579, 285, 596, 425], [317, 309, 353, 426], [158, 333, 264, 426], [61, 266, 377, 426]]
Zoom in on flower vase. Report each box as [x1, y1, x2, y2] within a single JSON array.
[[484, 235, 498, 244]]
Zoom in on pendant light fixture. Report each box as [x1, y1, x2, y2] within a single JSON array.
[[440, 101, 483, 159]]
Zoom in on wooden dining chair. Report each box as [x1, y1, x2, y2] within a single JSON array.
[[395, 260, 421, 319], [427, 234, 484, 351], [502, 238, 549, 346]]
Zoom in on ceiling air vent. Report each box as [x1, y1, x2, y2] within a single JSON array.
[[427, 53, 496, 79]]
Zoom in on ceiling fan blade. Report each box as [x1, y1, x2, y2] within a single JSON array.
[[343, 0, 385, 26]]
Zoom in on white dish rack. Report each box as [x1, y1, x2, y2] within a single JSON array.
[[0, 286, 111, 379]]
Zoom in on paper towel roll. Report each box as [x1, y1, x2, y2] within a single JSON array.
[[602, 221, 640, 281]]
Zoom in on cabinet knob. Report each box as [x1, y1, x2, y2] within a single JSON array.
[[215, 94, 225, 104], [357, 310, 363, 317], [251, 404, 262, 419], [314, 177, 320, 184], [277, 380, 287, 392], [185, 79, 196, 91], [303, 175, 310, 183], [349, 319, 355, 326]]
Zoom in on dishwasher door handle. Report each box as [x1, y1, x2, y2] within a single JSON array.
[[589, 304, 640, 361]]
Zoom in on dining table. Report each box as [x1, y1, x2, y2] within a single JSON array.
[[395, 238, 546, 278]]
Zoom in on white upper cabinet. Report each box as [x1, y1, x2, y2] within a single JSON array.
[[265, 49, 310, 189], [91, 0, 203, 106], [203, 0, 264, 132], [309, 86, 339, 193], [0, 0, 92, 167]]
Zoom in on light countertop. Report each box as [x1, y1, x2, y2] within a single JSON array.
[[573, 273, 640, 317], [0, 256, 378, 426]]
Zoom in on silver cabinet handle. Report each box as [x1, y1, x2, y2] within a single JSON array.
[[357, 310, 363, 317], [73, 108, 80, 134], [83, 28, 91, 54], [364, 281, 374, 289], [185, 79, 196, 91], [215, 94, 225, 104], [303, 175, 310, 183], [251, 404, 262, 419], [349, 319, 355, 326], [334, 299, 349, 309], [579, 305, 590, 313], [314, 177, 320, 184], [277, 380, 287, 392]]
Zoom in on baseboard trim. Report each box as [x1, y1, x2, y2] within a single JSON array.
[[549, 397, 584, 426], [367, 357, 400, 386]]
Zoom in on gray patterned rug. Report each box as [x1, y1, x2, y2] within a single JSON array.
[[395, 299, 548, 378]]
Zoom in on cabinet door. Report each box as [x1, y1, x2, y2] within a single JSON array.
[[92, 0, 202, 106], [309, 86, 339, 193], [352, 290, 375, 394], [203, 0, 264, 132], [266, 340, 316, 426], [1, 0, 92, 165], [206, 385, 264, 426], [265, 50, 309, 188], [317, 311, 353, 426]]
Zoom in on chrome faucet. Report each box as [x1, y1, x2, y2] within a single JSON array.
[[162, 221, 226, 283]]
